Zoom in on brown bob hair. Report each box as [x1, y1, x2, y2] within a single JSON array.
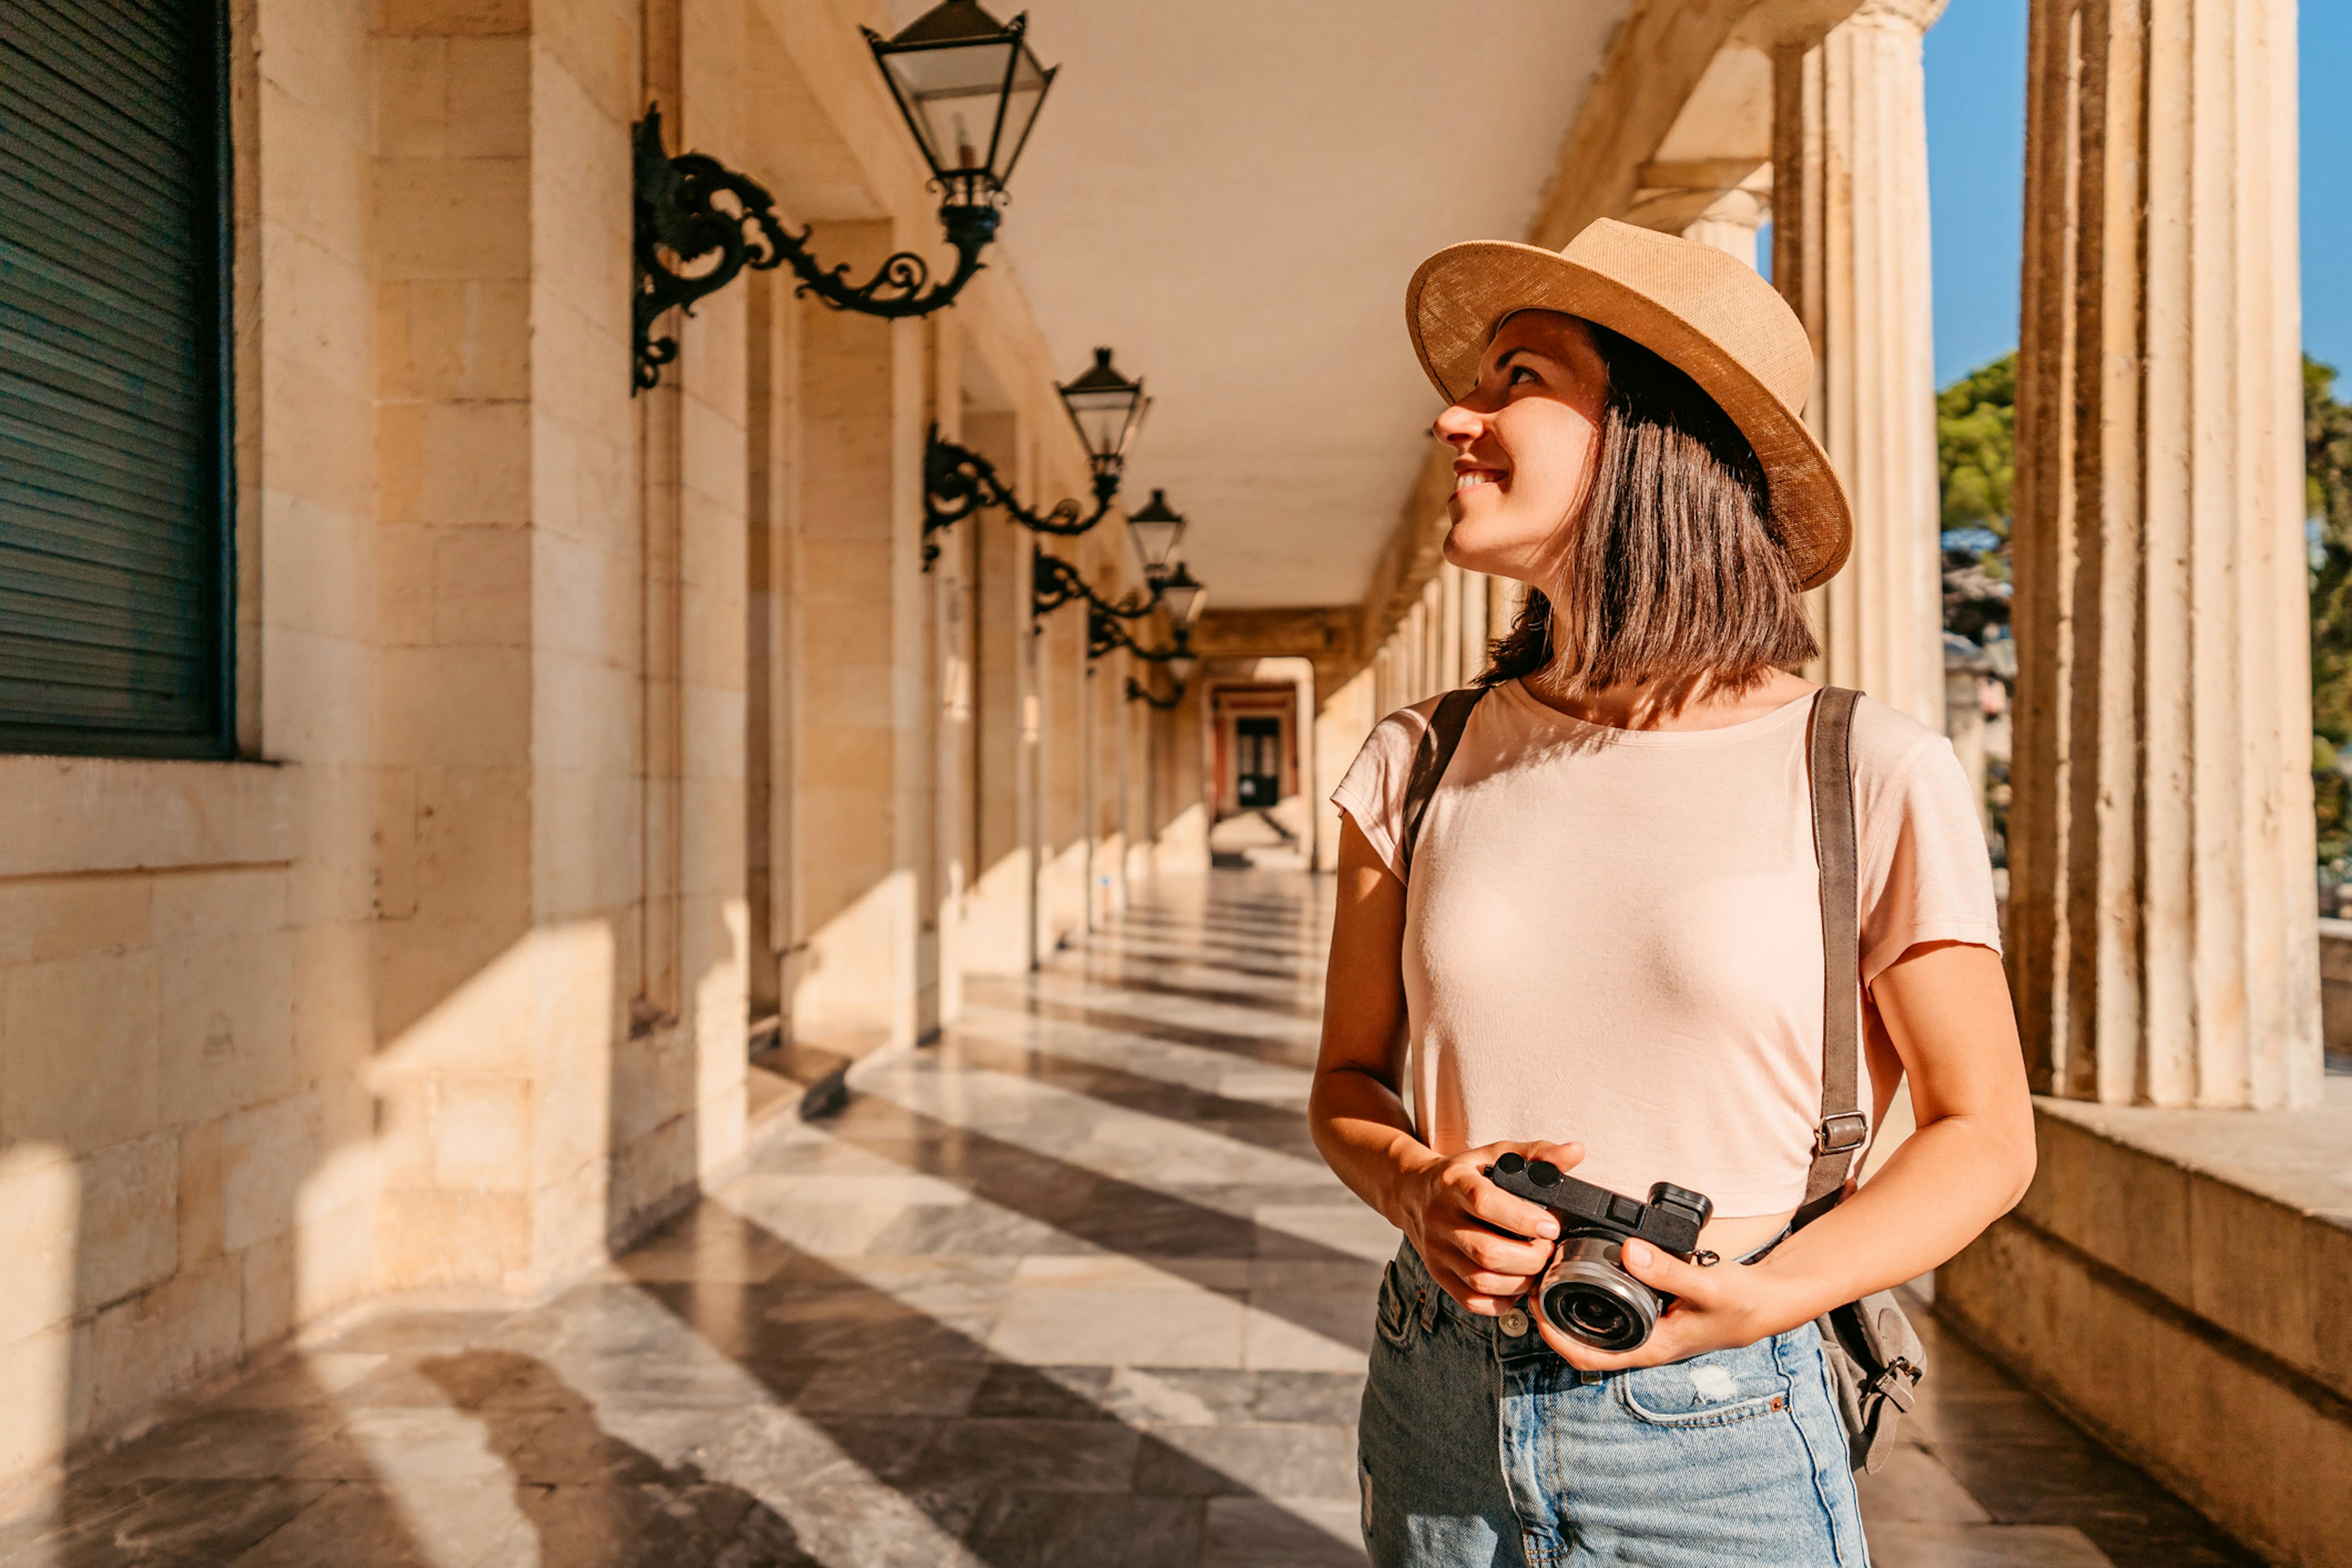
[[1476, 320, 1818, 695]]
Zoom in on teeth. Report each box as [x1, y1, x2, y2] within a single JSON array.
[[1455, 473, 1496, 492]]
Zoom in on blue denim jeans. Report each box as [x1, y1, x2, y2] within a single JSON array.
[[1357, 1243, 1869, 1567]]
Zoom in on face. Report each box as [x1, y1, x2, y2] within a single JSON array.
[[1434, 311, 1610, 583]]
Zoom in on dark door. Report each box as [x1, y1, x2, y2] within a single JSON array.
[[1235, 717, 1281, 807]]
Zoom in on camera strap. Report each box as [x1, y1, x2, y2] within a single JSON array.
[[1796, 686, 1867, 1231]]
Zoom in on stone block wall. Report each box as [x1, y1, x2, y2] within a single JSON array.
[[1940, 1096, 2352, 1567], [0, 0, 1209, 1506]]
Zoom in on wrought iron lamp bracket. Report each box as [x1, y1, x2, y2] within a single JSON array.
[[1031, 549, 1158, 629], [1125, 674, 1185, 710], [633, 106, 995, 392], [924, 428, 1118, 565], [1088, 603, 1191, 666]]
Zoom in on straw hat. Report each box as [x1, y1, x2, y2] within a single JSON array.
[[1404, 219, 1851, 590]]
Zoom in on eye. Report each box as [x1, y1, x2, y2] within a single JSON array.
[[1507, 364, 1540, 387]]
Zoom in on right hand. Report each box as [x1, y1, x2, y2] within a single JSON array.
[[1394, 1140, 1585, 1316]]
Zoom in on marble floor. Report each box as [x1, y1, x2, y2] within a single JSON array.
[[0, 872, 2260, 1567]]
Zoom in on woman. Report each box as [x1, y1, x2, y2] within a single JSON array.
[[1311, 220, 2035, 1567]]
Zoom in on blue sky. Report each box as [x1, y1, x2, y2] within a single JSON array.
[[1926, 0, 2351, 388]]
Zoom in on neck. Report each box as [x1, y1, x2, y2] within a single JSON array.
[[1519, 659, 1815, 732]]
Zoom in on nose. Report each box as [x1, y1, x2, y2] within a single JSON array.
[[1433, 402, 1483, 448]]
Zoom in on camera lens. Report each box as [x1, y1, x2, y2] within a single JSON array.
[[1537, 1236, 1660, 1352], [1565, 1291, 1634, 1342]]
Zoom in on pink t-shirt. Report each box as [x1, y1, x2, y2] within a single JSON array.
[[1331, 680, 2001, 1216]]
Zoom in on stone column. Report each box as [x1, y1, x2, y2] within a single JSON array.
[[2008, 0, 2319, 1108], [959, 411, 1032, 975], [1771, 0, 1948, 731], [1681, 184, 1771, 271]]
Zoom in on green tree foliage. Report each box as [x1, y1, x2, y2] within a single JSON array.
[[1938, 351, 2016, 541], [1939, 353, 2016, 645], [2304, 356, 2352, 865]]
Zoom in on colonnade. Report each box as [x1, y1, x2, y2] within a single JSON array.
[[1330, 0, 2322, 1116]]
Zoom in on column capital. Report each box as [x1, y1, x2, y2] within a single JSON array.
[[1850, 0, 1949, 34]]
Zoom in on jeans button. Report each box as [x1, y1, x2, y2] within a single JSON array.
[[1499, 1308, 1530, 1338]]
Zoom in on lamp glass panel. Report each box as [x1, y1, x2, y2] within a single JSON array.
[[1169, 654, 1199, 684], [992, 48, 1052, 181], [1128, 516, 1183, 571], [1063, 386, 1142, 459], [881, 40, 1019, 177], [1159, 580, 1204, 624]]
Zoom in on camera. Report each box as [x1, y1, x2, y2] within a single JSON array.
[[1482, 1152, 1714, 1352]]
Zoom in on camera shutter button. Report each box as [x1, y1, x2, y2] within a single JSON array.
[[1499, 1308, 1530, 1338]]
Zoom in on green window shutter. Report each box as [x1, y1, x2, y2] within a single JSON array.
[[0, 0, 233, 757]]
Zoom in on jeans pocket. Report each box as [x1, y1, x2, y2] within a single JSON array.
[[1374, 1257, 1417, 1350], [1612, 1340, 1793, 1429]]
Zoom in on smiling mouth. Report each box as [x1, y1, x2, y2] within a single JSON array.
[[1454, 471, 1503, 492]]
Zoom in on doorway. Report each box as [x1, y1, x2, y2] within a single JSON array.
[[1235, 716, 1282, 807]]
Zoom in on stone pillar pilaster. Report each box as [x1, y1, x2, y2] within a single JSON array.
[[1772, 0, 1948, 731], [2008, 0, 2319, 1108], [1681, 185, 1770, 271]]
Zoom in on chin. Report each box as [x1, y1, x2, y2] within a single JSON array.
[[1441, 514, 1513, 576]]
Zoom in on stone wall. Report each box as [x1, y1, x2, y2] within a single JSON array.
[[0, 0, 1207, 1502], [1940, 1094, 2352, 1566]]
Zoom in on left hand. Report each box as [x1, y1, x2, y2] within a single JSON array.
[[1531, 1240, 1803, 1371]]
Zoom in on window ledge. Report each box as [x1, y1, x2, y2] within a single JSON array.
[[0, 755, 301, 879]]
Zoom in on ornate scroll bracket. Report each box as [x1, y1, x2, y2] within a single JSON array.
[[924, 428, 1119, 565], [633, 108, 790, 391], [631, 106, 997, 392], [1031, 549, 1157, 630], [1125, 674, 1185, 709], [1089, 606, 1190, 665]]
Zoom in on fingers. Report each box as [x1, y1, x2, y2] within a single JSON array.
[[1619, 1239, 1717, 1304], [1453, 1167, 1561, 1245], [1451, 1223, 1553, 1277], [1537, 1314, 1678, 1372], [1431, 1238, 1543, 1302]]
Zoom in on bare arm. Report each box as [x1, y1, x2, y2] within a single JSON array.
[[1546, 938, 2037, 1369], [1309, 814, 1576, 1316]]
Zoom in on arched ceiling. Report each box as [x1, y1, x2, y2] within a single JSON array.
[[892, 0, 1632, 609]]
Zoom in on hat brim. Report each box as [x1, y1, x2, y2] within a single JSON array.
[[1405, 240, 1852, 592]]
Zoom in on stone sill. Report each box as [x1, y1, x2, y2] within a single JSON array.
[[0, 755, 301, 880], [2022, 1085, 2352, 1404]]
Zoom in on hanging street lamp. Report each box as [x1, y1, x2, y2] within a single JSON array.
[[631, 2, 1057, 390], [1152, 560, 1207, 625], [924, 347, 1150, 563], [1123, 488, 1184, 578], [867, 1, 1055, 217], [1057, 348, 1151, 482]]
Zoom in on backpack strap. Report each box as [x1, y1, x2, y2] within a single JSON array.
[[1398, 687, 1488, 878], [1795, 687, 1868, 1231]]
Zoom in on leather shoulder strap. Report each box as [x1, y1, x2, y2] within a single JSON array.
[[1795, 687, 1868, 1231], [1398, 687, 1487, 878]]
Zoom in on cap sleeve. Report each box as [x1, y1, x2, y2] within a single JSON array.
[[1853, 724, 2004, 984], [1330, 701, 1438, 883]]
